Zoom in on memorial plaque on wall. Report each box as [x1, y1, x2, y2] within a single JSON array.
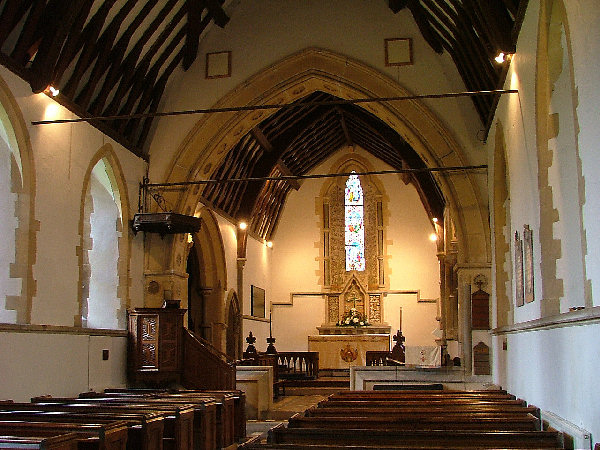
[[515, 231, 524, 307], [471, 289, 490, 330], [473, 342, 491, 375]]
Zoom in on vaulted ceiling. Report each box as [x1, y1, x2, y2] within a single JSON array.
[[0, 0, 528, 157], [202, 91, 446, 239], [0, 0, 528, 238]]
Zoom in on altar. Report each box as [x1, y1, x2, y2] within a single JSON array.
[[308, 274, 392, 369], [308, 333, 390, 369]]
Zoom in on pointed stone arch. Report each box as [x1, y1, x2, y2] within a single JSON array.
[[153, 48, 490, 316], [0, 73, 37, 324], [77, 144, 131, 329], [225, 290, 242, 360], [186, 207, 228, 351]]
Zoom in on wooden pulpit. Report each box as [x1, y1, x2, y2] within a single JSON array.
[[127, 307, 186, 385]]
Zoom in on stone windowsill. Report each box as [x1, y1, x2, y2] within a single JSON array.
[[491, 305, 600, 335]]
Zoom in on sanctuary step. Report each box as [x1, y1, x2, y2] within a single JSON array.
[[282, 377, 350, 397]]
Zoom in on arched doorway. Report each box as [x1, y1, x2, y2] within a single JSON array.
[[185, 208, 228, 351], [225, 291, 242, 360]]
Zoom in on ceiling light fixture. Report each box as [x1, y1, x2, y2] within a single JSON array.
[[239, 221, 248, 230], [266, 241, 273, 248]]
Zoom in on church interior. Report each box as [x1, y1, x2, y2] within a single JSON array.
[[0, 0, 598, 448]]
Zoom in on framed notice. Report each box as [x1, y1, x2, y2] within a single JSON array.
[[205, 51, 231, 79], [515, 231, 524, 307], [385, 38, 413, 66], [523, 225, 534, 303], [251, 285, 266, 318]]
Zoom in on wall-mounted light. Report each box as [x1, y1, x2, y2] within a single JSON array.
[[429, 233, 438, 242], [432, 217, 438, 223], [45, 85, 60, 97], [266, 241, 273, 248], [238, 221, 247, 230], [495, 52, 512, 64]]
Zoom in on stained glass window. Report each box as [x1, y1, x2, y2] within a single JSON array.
[[345, 172, 365, 271]]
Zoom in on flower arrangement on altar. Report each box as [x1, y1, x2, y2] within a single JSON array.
[[336, 307, 370, 327]]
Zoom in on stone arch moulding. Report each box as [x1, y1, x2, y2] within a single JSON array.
[[224, 289, 242, 360], [77, 143, 131, 329], [184, 206, 228, 350], [162, 47, 490, 277], [0, 73, 37, 324]]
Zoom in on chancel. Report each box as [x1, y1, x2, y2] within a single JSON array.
[[0, 1, 599, 449]]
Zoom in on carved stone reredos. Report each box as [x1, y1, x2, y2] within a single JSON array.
[[341, 272, 368, 316]]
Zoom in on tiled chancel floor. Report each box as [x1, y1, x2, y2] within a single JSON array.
[[245, 393, 328, 437]]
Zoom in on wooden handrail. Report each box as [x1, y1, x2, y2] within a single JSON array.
[[186, 329, 235, 365]]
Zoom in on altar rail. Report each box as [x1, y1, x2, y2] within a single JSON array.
[[276, 352, 319, 379]]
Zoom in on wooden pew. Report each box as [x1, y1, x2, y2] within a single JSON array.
[[0, 409, 164, 450], [287, 411, 540, 431], [0, 420, 128, 450], [101, 387, 246, 445], [328, 389, 514, 399], [305, 404, 540, 420], [24, 400, 191, 450], [317, 397, 531, 408], [265, 422, 565, 448], [0, 433, 80, 450], [80, 391, 227, 449]]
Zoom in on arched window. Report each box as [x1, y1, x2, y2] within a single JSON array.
[[345, 171, 365, 271], [0, 103, 22, 323], [81, 155, 125, 329]]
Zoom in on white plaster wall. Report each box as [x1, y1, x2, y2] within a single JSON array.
[[0, 331, 127, 402], [0, 67, 147, 326], [507, 324, 600, 441], [0, 66, 145, 400], [150, 0, 484, 187], [491, 2, 543, 324], [242, 236, 272, 351], [488, 1, 600, 443], [216, 213, 239, 293]]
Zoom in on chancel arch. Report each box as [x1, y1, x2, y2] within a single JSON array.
[[154, 48, 489, 298], [78, 145, 130, 329], [0, 74, 36, 324]]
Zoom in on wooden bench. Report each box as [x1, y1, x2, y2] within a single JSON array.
[[0, 408, 164, 450], [288, 411, 540, 431], [318, 397, 529, 408], [24, 400, 191, 450], [0, 433, 80, 450], [265, 423, 564, 448], [101, 388, 245, 441], [0, 420, 128, 450], [91, 389, 239, 448], [329, 389, 514, 399]]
